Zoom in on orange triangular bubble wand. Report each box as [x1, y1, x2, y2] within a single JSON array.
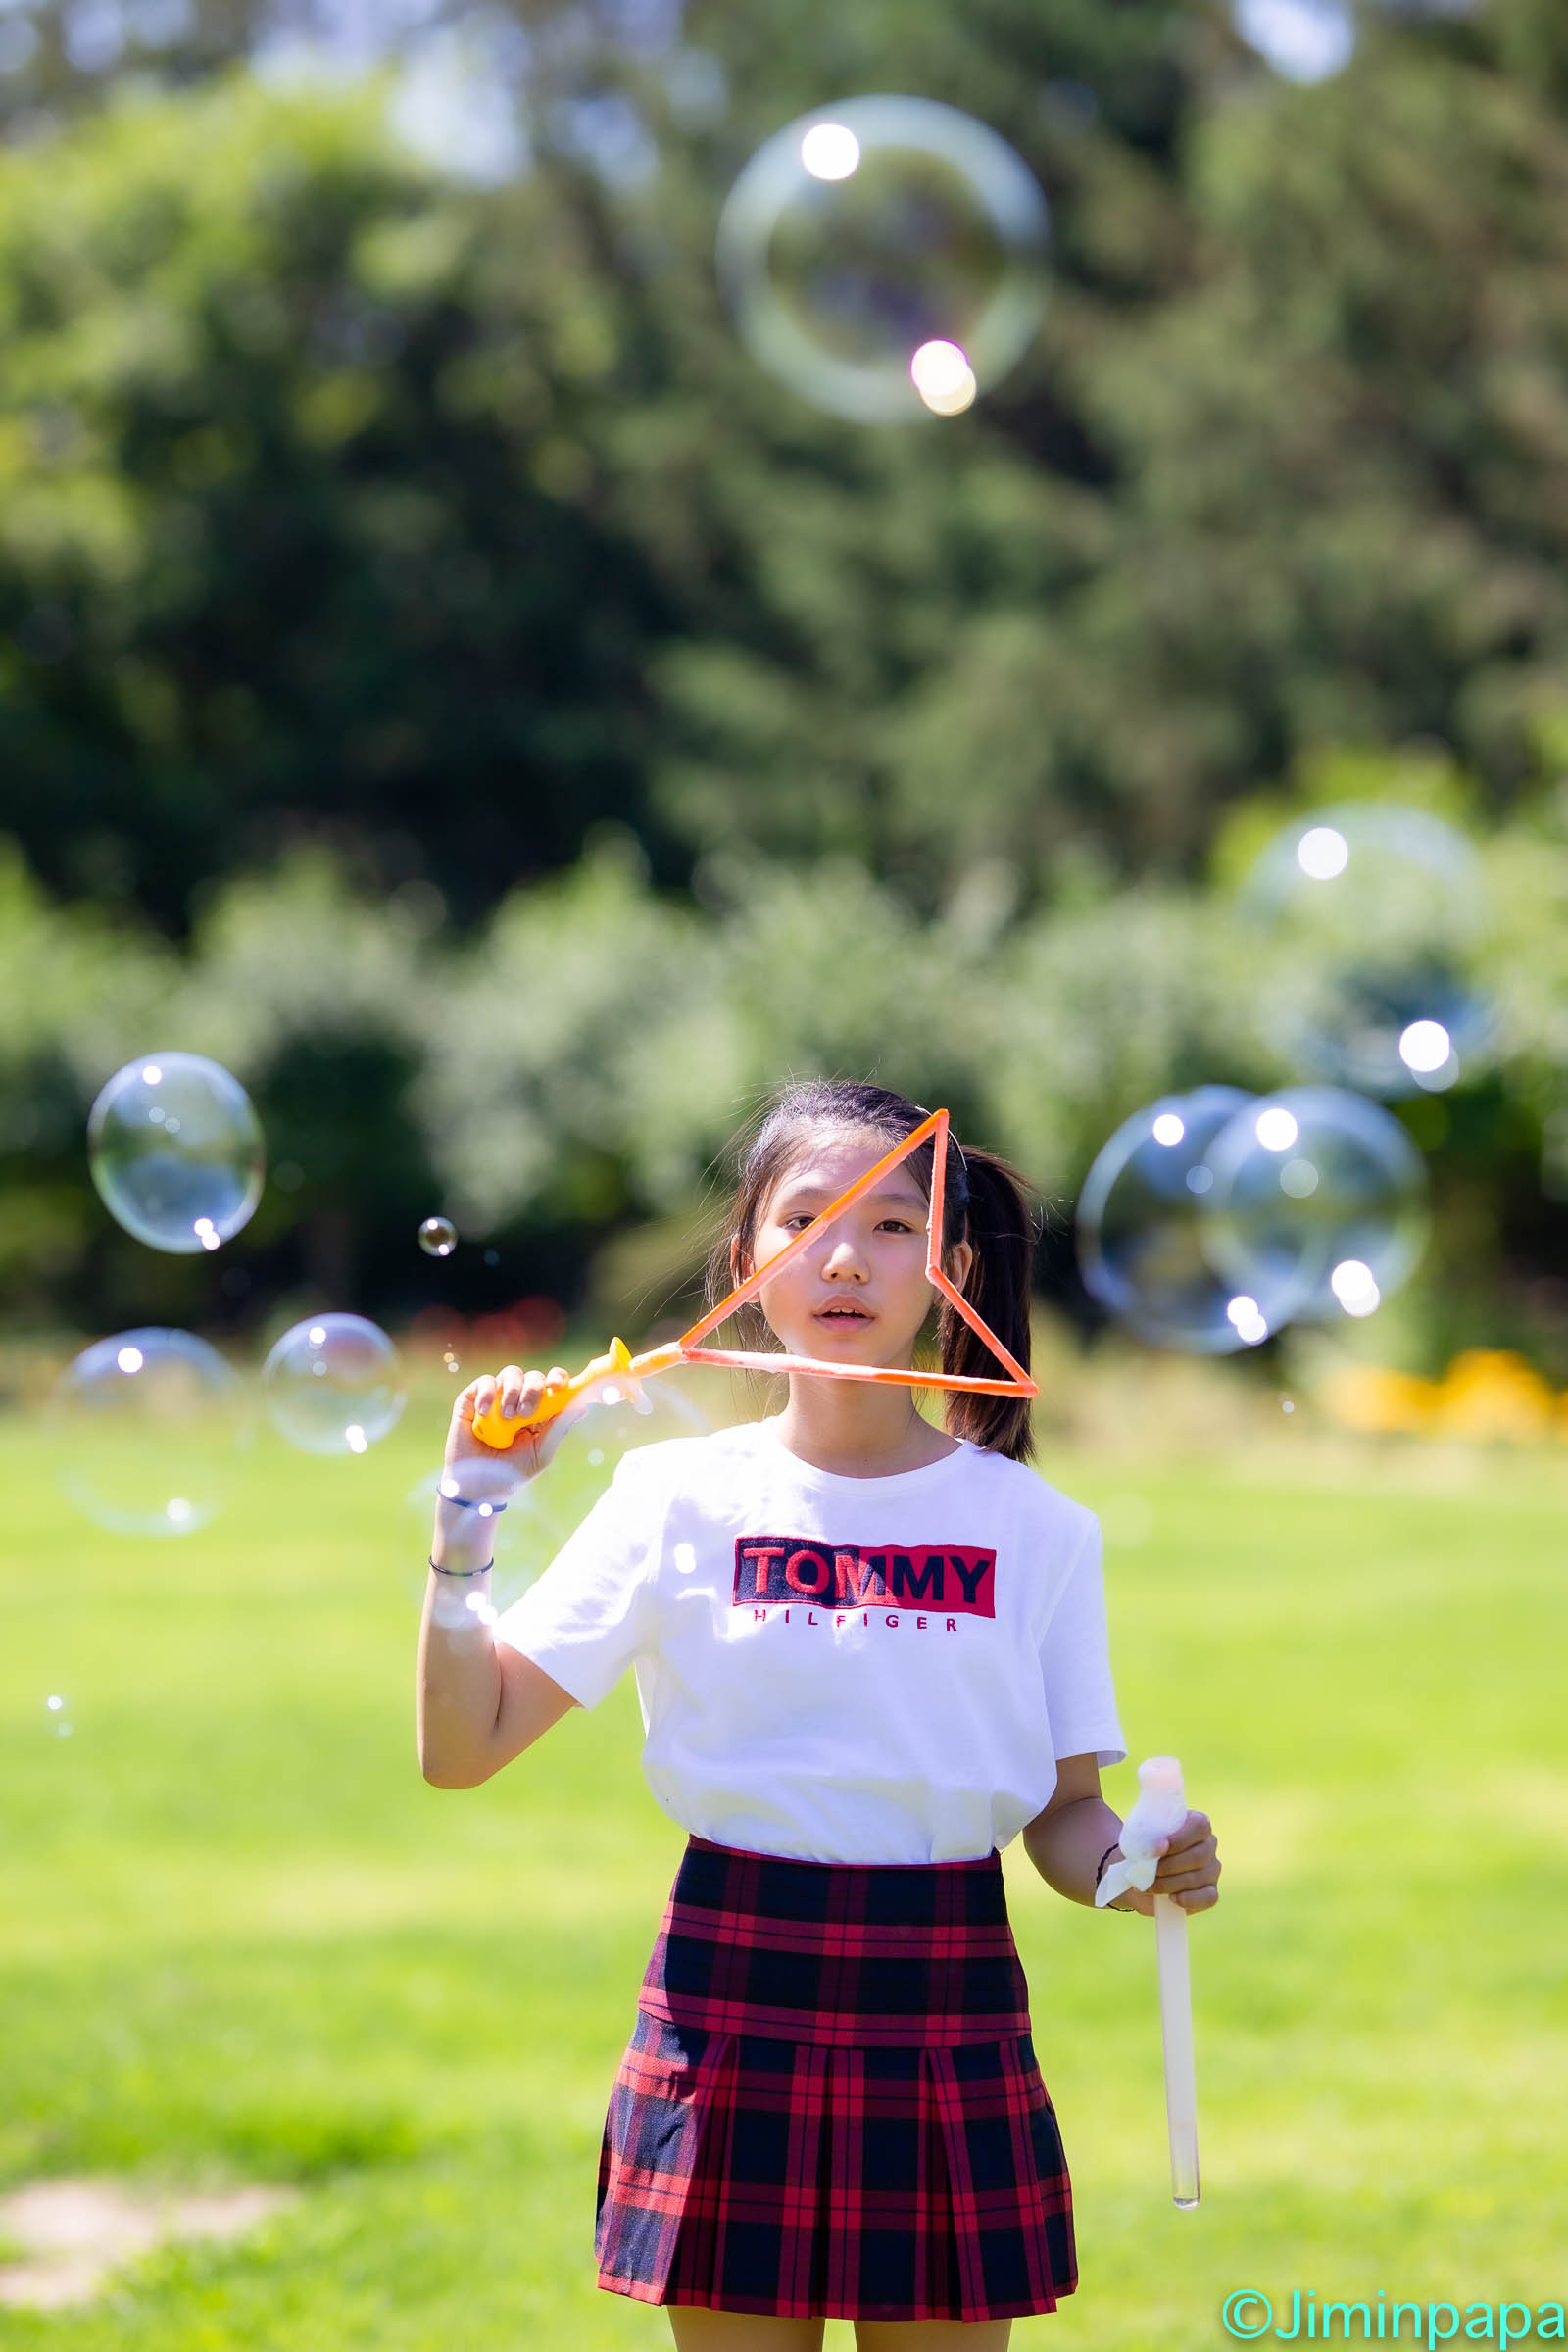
[[470, 1108, 1036, 1450]]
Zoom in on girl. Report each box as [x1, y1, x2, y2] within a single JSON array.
[[417, 1079, 1222, 2352]]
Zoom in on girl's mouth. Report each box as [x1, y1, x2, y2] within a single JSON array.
[[814, 1304, 873, 1326]]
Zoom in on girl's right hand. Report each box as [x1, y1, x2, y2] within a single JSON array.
[[446, 1364, 583, 1484]]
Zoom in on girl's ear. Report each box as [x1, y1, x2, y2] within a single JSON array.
[[730, 1236, 750, 1286], [945, 1236, 974, 1295]]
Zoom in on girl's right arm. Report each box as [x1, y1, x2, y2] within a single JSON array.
[[417, 1361, 582, 1788]]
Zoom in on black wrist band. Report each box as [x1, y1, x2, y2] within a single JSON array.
[[429, 1556, 494, 1578]]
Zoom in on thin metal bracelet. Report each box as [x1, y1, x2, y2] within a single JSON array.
[[429, 1555, 494, 1578]]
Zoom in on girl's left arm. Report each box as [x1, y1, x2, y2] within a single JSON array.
[[1021, 1753, 1221, 1916]]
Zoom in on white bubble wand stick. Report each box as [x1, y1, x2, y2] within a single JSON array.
[[1096, 1754, 1200, 2208]]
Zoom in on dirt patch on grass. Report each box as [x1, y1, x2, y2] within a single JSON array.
[[0, 2178, 297, 2308]]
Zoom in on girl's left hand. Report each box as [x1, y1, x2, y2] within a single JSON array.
[[1116, 1810, 1221, 1918]]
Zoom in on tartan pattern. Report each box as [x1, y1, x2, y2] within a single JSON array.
[[594, 1835, 1078, 2323], [635, 1831, 1034, 2048]]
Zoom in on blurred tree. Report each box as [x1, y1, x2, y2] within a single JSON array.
[[0, 72, 684, 934], [1, 3, 1567, 937]]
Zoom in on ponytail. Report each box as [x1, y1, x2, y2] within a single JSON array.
[[937, 1145, 1038, 1463]]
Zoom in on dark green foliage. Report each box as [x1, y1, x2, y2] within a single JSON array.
[[0, 78, 682, 933], [5, 6, 1567, 926]]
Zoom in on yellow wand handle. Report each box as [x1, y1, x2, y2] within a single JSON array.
[[470, 1337, 634, 1451]]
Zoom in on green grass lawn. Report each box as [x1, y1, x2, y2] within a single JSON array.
[[3, 1390, 1566, 2348]]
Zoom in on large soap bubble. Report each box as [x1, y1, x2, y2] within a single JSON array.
[[1076, 1087, 1301, 1352], [547, 1365, 713, 1512], [52, 1327, 244, 1535], [716, 94, 1049, 423], [407, 1456, 572, 1620], [1200, 1088, 1429, 1324], [1238, 805, 1492, 1097], [88, 1053, 265, 1254], [263, 1314, 406, 1455]]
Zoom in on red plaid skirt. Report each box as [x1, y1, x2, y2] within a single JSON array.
[[595, 1833, 1077, 2323]]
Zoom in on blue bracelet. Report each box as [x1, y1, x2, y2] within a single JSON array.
[[429, 1555, 493, 1579], [437, 1490, 509, 1516]]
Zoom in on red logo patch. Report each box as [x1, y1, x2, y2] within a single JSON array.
[[733, 1539, 996, 1617]]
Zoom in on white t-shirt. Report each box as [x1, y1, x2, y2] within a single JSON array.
[[492, 1418, 1126, 1866]]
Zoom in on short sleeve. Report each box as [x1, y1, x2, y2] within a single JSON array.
[[491, 1457, 659, 1711], [1038, 1512, 1127, 1769]]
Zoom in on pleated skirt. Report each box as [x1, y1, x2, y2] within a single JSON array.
[[594, 1833, 1077, 2324]]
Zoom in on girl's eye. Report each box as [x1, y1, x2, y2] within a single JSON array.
[[775, 1213, 915, 1233]]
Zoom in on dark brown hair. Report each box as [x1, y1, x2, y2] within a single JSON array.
[[704, 1079, 1039, 1461]]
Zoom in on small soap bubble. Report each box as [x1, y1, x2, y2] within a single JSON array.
[[1238, 805, 1492, 1098], [1200, 1088, 1429, 1324], [443, 1349, 461, 1374], [263, 1313, 406, 1455], [87, 1053, 265, 1254], [1076, 1088, 1298, 1352], [418, 1216, 458, 1258], [716, 94, 1049, 423], [44, 1692, 74, 1737], [51, 1327, 244, 1534]]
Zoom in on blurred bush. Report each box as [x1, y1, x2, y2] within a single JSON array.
[[5, 731, 1566, 1374]]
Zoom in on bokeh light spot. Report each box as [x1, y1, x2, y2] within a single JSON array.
[[1398, 1019, 1452, 1074], [1256, 1107, 1300, 1152], [800, 121, 859, 179]]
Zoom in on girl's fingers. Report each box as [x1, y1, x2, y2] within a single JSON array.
[[1155, 1844, 1220, 1895], [495, 1363, 574, 1422]]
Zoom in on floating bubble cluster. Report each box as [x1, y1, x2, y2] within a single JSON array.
[[1075, 1087, 1299, 1353], [87, 1054, 265, 1254], [262, 1314, 406, 1455], [1078, 1086, 1429, 1351], [52, 1327, 245, 1534], [716, 94, 1049, 423], [1200, 1088, 1430, 1326], [1239, 804, 1492, 1098], [418, 1216, 458, 1258]]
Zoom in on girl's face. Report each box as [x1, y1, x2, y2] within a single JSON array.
[[743, 1127, 972, 1369]]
